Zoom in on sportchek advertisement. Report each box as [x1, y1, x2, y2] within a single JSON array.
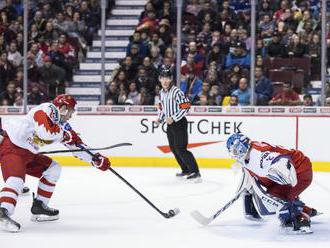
[[1, 114, 329, 171]]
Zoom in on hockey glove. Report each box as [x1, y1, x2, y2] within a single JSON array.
[[91, 153, 111, 171], [62, 129, 83, 146]]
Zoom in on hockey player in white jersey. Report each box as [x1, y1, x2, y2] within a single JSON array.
[[0, 94, 111, 232], [226, 133, 317, 234]]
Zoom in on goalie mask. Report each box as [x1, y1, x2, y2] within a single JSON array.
[[226, 133, 250, 160]]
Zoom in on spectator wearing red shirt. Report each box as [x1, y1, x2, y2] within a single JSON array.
[[269, 82, 301, 106], [136, 10, 158, 34]]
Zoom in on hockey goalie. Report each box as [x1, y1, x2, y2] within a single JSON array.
[[226, 133, 319, 234], [0, 94, 111, 232]]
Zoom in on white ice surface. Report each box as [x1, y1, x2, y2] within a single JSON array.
[[1, 167, 329, 248]]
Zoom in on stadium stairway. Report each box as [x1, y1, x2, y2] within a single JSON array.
[[66, 0, 146, 105]]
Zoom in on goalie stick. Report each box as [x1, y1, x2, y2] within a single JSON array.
[[77, 144, 180, 219], [191, 168, 249, 225], [39, 143, 132, 154], [191, 190, 245, 225]]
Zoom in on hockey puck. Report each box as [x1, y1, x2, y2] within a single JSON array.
[[168, 208, 180, 217]]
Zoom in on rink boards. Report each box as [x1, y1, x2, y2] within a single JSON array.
[[1, 110, 330, 172]]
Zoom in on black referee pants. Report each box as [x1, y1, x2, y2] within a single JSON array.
[[166, 117, 199, 174]]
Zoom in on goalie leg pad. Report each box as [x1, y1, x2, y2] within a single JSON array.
[[243, 192, 262, 221], [250, 177, 286, 217]]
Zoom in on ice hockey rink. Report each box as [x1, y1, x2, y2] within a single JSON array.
[[1, 166, 329, 248]]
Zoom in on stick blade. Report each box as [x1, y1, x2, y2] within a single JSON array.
[[190, 210, 212, 226]]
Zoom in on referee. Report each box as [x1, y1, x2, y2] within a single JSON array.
[[155, 68, 201, 182]]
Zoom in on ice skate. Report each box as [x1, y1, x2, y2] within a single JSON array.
[[0, 207, 20, 232], [186, 172, 202, 183], [31, 194, 59, 222], [176, 171, 190, 179]]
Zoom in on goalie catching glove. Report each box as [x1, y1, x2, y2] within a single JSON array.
[[91, 153, 111, 171]]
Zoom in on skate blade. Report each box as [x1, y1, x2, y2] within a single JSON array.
[[176, 176, 188, 180], [0, 220, 20, 232], [281, 226, 313, 235], [31, 214, 59, 222], [186, 177, 202, 184]]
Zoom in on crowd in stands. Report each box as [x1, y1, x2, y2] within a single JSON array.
[[0, 0, 114, 106], [1, 0, 329, 107], [108, 0, 329, 107]]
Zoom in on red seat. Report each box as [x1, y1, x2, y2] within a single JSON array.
[[268, 69, 304, 93]]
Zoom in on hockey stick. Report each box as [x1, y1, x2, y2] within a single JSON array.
[[191, 168, 249, 225], [190, 190, 245, 226], [76, 144, 180, 219], [39, 143, 132, 154]]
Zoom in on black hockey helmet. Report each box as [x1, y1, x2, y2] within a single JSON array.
[[159, 67, 173, 79]]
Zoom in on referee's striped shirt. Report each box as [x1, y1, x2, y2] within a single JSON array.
[[158, 85, 191, 123]]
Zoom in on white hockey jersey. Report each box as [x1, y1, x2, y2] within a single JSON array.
[[242, 142, 309, 186], [3, 102, 92, 162]]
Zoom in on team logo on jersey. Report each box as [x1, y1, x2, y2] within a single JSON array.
[[260, 151, 275, 168], [49, 105, 60, 123], [33, 132, 54, 146]]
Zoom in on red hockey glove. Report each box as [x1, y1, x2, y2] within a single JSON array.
[[91, 153, 111, 171], [62, 129, 83, 146]]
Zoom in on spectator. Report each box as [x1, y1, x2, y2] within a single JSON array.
[[267, 32, 285, 57], [106, 81, 119, 105], [208, 84, 222, 105], [79, 0, 99, 46], [256, 39, 266, 58], [42, 22, 60, 42], [150, 46, 163, 69], [228, 95, 239, 106], [199, 81, 210, 98], [185, 41, 205, 74], [113, 70, 129, 90], [269, 81, 300, 106], [180, 69, 202, 104], [285, 34, 308, 57], [231, 77, 251, 106], [206, 43, 223, 67], [186, 0, 202, 16], [28, 83, 44, 105], [117, 83, 127, 105], [120, 56, 137, 81], [139, 87, 153, 105], [127, 31, 148, 58], [7, 41, 22, 67], [48, 41, 66, 70], [158, 19, 172, 46], [127, 43, 143, 66], [0, 35, 6, 54], [140, 2, 155, 20], [142, 57, 158, 83], [0, 81, 17, 105], [225, 42, 250, 69], [258, 14, 275, 39], [153, 84, 161, 105], [29, 10, 46, 32], [28, 42, 44, 67], [136, 10, 158, 34], [199, 95, 209, 105], [127, 82, 140, 105], [302, 94, 314, 106], [149, 32, 166, 55], [0, 51, 16, 86], [308, 34, 321, 80], [197, 1, 217, 26], [38, 56, 66, 100], [255, 66, 273, 105]]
